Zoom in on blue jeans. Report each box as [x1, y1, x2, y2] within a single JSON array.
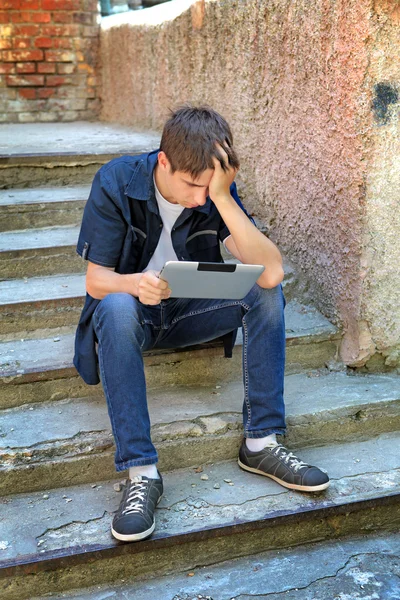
[[92, 283, 287, 471]]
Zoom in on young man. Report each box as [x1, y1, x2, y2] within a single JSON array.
[[74, 106, 329, 543]]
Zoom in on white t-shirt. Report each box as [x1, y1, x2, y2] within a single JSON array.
[[143, 178, 185, 273]]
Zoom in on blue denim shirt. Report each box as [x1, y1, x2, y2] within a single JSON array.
[[74, 150, 256, 385]]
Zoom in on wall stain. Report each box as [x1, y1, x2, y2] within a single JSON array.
[[372, 83, 399, 125]]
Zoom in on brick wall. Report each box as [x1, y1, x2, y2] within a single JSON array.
[[0, 0, 100, 122]]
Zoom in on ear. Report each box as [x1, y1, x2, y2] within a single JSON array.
[[157, 151, 171, 172]]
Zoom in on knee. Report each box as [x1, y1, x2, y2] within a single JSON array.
[[94, 293, 141, 330], [245, 283, 286, 311]]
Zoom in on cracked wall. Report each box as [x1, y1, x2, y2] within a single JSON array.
[[99, 0, 400, 368]]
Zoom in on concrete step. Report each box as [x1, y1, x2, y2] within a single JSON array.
[[0, 300, 340, 408], [1, 371, 399, 495], [0, 265, 298, 338], [0, 225, 82, 280], [0, 186, 90, 232], [31, 530, 400, 600], [0, 122, 160, 188], [1, 432, 400, 600], [0, 273, 85, 338]]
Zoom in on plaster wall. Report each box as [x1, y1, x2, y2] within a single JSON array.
[[99, 0, 399, 367], [357, 2, 400, 367]]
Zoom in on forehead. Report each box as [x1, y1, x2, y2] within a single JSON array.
[[176, 168, 214, 187]]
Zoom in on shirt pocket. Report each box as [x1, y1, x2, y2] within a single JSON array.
[[186, 230, 221, 261], [118, 225, 147, 272]]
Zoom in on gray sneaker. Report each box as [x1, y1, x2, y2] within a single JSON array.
[[111, 472, 163, 542], [238, 441, 330, 492]]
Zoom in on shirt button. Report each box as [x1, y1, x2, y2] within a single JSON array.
[[159, 223, 162, 228]]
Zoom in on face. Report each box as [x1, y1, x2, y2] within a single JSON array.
[[155, 151, 214, 209]]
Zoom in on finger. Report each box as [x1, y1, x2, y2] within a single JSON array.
[[214, 144, 230, 172], [156, 278, 169, 290], [147, 272, 168, 289]]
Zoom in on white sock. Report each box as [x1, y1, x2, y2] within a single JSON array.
[[129, 464, 159, 480], [245, 434, 278, 452]]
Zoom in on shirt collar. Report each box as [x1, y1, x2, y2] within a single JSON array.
[[124, 150, 212, 216]]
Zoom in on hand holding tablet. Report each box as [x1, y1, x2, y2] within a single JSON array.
[[158, 261, 265, 300]]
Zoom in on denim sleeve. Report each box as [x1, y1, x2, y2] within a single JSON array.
[[218, 181, 257, 242], [76, 168, 126, 268]]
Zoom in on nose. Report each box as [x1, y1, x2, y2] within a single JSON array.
[[195, 190, 208, 205]]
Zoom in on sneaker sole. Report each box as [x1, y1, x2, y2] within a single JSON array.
[[111, 521, 155, 542], [238, 459, 330, 492], [111, 494, 163, 542]]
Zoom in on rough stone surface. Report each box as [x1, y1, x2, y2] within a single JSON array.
[[1, 433, 400, 600], [0, 122, 160, 157], [0, 298, 339, 400], [0, 123, 161, 188], [99, 0, 400, 368], [0, 186, 89, 232], [33, 531, 400, 600], [0, 372, 399, 494]]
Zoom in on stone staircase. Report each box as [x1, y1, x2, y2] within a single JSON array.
[[0, 123, 399, 600]]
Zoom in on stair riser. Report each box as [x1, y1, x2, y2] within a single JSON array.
[[0, 277, 302, 337], [2, 400, 400, 496], [0, 339, 340, 409], [2, 497, 399, 600], [0, 202, 85, 232], [0, 299, 83, 338], [0, 248, 84, 280], [0, 161, 110, 190]]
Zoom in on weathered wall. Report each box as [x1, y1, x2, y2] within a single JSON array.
[[356, 2, 400, 368], [99, 0, 399, 368], [0, 0, 100, 122]]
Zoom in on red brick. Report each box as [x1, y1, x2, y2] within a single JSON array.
[[83, 0, 98, 10], [0, 62, 15, 73], [6, 73, 44, 85], [16, 61, 36, 73], [10, 11, 27, 22], [52, 37, 72, 49], [18, 87, 36, 99], [45, 49, 74, 62], [73, 12, 93, 25], [20, 0, 40, 7], [0, 10, 9, 22], [41, 0, 80, 9], [0, 39, 12, 49], [52, 12, 73, 23], [3, 49, 43, 61], [37, 61, 55, 73], [14, 24, 39, 36], [83, 25, 98, 37], [31, 11, 51, 22], [34, 36, 52, 48], [0, 0, 20, 8], [46, 74, 66, 86], [37, 87, 55, 98], [42, 24, 79, 36], [13, 37, 31, 49], [57, 62, 75, 74]]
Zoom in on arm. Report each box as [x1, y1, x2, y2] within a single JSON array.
[[86, 262, 171, 304], [211, 148, 284, 289]]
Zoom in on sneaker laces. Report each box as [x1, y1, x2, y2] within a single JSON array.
[[272, 445, 309, 473], [122, 476, 148, 516]]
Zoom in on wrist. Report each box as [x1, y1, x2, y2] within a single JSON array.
[[212, 193, 233, 205], [121, 272, 142, 297]]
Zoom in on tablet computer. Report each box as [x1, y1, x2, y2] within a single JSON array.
[[159, 261, 265, 299]]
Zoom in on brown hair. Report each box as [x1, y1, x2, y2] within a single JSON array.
[[160, 104, 240, 178]]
